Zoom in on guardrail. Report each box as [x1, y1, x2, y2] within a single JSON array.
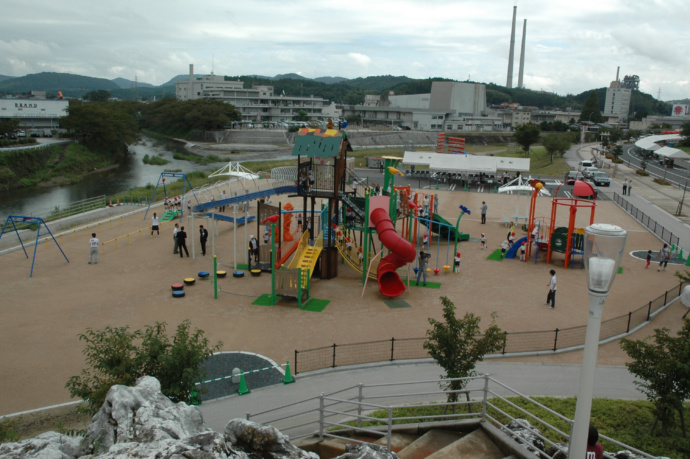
[[613, 193, 681, 247], [294, 282, 686, 374], [246, 374, 653, 458]]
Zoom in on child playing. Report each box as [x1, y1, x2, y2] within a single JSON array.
[[508, 232, 515, 247], [358, 248, 363, 265], [501, 239, 509, 258], [646, 250, 652, 269], [520, 241, 526, 261], [454, 252, 461, 271], [297, 213, 303, 231], [480, 233, 486, 249]]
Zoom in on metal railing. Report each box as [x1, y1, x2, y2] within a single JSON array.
[[613, 193, 680, 247], [294, 282, 686, 374], [245, 374, 654, 458]]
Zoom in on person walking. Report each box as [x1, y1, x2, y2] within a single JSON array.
[[199, 225, 208, 256], [150, 213, 160, 237], [88, 233, 99, 264], [416, 250, 431, 286], [646, 249, 652, 269], [480, 232, 486, 249], [622, 179, 628, 196], [177, 226, 189, 258], [658, 243, 671, 271], [546, 269, 557, 308], [481, 201, 487, 224], [172, 223, 180, 254]]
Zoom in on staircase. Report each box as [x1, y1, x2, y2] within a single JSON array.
[[293, 245, 322, 288]]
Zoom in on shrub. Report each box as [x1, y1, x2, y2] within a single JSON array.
[[654, 178, 671, 186], [636, 169, 650, 176]]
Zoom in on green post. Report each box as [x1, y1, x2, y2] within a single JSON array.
[[297, 267, 302, 309], [213, 255, 218, 299], [271, 223, 276, 305]]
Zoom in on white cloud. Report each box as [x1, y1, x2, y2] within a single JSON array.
[[0, 0, 687, 100]]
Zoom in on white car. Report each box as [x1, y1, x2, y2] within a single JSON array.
[[581, 167, 599, 179]]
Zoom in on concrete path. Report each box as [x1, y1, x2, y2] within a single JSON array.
[[198, 361, 641, 434]]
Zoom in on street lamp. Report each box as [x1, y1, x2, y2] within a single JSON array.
[[569, 224, 627, 458]]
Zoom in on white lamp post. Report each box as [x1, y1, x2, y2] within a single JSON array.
[[569, 223, 627, 458]]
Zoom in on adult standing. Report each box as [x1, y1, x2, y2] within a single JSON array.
[[220, 191, 227, 212], [481, 201, 487, 224], [622, 179, 628, 196], [658, 243, 671, 271], [88, 233, 99, 264], [173, 223, 180, 254], [433, 194, 439, 214], [416, 250, 430, 286], [627, 179, 632, 196], [177, 226, 189, 258], [546, 269, 557, 308], [199, 225, 208, 256], [151, 213, 160, 237]]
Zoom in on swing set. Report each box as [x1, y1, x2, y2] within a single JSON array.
[[0, 216, 69, 277], [144, 172, 197, 220]]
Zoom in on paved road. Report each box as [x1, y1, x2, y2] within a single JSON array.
[[198, 361, 641, 434]]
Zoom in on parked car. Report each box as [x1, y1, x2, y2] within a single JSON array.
[[564, 171, 585, 181], [581, 167, 599, 179], [588, 171, 610, 187]]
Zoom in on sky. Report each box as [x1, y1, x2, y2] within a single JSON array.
[[1, 0, 689, 101]]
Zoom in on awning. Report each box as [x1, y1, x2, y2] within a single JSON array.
[[655, 146, 690, 160], [402, 151, 530, 173], [635, 134, 683, 151]]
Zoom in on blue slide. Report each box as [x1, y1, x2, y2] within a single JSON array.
[[505, 236, 528, 259]]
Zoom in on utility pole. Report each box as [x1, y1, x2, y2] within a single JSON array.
[[677, 180, 688, 216]]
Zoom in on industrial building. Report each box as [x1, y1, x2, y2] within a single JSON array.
[[0, 98, 68, 129], [175, 65, 334, 124]]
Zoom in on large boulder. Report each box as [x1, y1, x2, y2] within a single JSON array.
[[0, 431, 82, 459], [224, 418, 318, 458], [338, 443, 399, 458], [82, 375, 208, 453]]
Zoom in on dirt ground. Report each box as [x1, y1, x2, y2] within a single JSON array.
[[0, 183, 686, 434]]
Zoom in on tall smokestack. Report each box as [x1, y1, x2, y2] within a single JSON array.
[[188, 64, 194, 100], [517, 19, 527, 89], [506, 6, 517, 88], [616, 66, 620, 82]]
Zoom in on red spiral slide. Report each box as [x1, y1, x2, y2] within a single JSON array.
[[370, 208, 417, 298]]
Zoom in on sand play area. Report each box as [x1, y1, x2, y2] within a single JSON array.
[[0, 184, 686, 416]]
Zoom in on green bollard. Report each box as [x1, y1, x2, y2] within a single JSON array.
[[283, 361, 295, 385], [238, 371, 251, 395]]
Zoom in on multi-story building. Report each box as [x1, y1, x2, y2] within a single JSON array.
[[342, 81, 502, 131], [603, 81, 632, 120], [175, 65, 331, 124]]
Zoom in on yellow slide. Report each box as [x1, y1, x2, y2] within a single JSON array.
[[288, 231, 323, 288]]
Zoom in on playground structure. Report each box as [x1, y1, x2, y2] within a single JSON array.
[[524, 179, 597, 268], [144, 172, 197, 221], [0, 216, 69, 277]]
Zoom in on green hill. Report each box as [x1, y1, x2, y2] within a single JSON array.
[[0, 72, 120, 98]]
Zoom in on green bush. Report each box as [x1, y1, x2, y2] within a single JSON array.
[[65, 320, 222, 414], [142, 154, 169, 165], [636, 169, 650, 176], [0, 418, 20, 444], [654, 178, 671, 186]]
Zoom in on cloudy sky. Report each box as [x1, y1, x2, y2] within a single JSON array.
[[1, 0, 688, 100]]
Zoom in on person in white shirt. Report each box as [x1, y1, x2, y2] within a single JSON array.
[[151, 213, 160, 237], [454, 252, 461, 271], [501, 239, 509, 258], [88, 233, 99, 264], [547, 269, 557, 308], [172, 223, 181, 254]]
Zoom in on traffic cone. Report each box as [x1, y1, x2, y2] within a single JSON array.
[[237, 371, 250, 395], [283, 361, 295, 384], [672, 242, 676, 252], [117, 198, 121, 206], [685, 254, 690, 266], [680, 248, 685, 260], [108, 199, 113, 207], [189, 389, 201, 405]]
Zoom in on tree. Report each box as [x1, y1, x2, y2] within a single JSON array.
[[620, 319, 690, 437], [513, 123, 541, 155], [580, 91, 604, 123], [542, 133, 572, 163], [680, 122, 690, 147], [612, 145, 623, 159], [61, 100, 139, 161], [423, 297, 504, 408], [0, 119, 20, 137], [83, 90, 111, 102], [294, 109, 309, 121], [66, 320, 222, 414]]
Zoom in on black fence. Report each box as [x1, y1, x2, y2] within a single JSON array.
[[293, 282, 686, 374], [613, 193, 680, 247]]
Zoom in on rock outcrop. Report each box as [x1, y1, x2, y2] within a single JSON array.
[[0, 376, 319, 459]]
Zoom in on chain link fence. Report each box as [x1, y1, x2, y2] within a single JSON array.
[[294, 282, 686, 374]]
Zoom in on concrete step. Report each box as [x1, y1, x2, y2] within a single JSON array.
[[373, 433, 420, 453], [426, 429, 505, 459], [397, 430, 465, 459]]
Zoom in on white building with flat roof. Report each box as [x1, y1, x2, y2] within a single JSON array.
[[0, 99, 69, 128], [175, 65, 330, 124]]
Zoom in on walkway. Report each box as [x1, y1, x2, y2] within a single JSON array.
[[198, 361, 641, 434]]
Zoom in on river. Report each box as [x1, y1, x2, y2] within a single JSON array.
[[0, 138, 217, 220]]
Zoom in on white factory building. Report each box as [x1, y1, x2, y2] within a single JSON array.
[[175, 65, 334, 124], [0, 98, 69, 128]]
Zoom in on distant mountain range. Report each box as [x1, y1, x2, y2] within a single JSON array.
[[0, 71, 675, 117]]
